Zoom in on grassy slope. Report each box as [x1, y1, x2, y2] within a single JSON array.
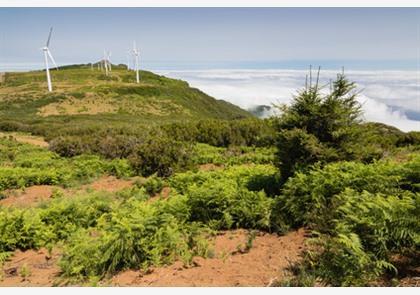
[[0, 64, 251, 135]]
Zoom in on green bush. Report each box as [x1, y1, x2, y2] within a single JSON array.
[[59, 198, 210, 279], [38, 193, 114, 240], [169, 164, 278, 196], [0, 209, 52, 252], [275, 156, 419, 230], [0, 138, 134, 191], [192, 143, 275, 166], [128, 133, 193, 177], [274, 155, 420, 286], [0, 193, 115, 252], [49, 136, 88, 157], [297, 189, 419, 286], [273, 73, 362, 181], [142, 176, 164, 196], [187, 179, 273, 230]]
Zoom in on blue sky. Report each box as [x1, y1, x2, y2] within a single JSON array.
[[0, 8, 419, 70]]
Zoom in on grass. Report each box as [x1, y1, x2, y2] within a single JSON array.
[[0, 65, 251, 139]]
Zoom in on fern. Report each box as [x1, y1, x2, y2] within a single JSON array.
[[0, 251, 12, 266]]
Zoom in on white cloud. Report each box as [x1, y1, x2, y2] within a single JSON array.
[[159, 69, 420, 132]]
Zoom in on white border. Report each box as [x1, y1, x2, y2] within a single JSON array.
[[0, 0, 419, 7], [1, 0, 419, 293]]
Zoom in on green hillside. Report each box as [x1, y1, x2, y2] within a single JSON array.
[[0, 68, 419, 287], [0, 64, 251, 135]]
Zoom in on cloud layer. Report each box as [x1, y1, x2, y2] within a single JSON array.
[[158, 69, 420, 132]]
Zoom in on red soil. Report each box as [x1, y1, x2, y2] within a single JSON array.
[[110, 228, 306, 287], [0, 248, 61, 287], [85, 176, 134, 193], [0, 176, 135, 208], [0, 185, 56, 207], [199, 164, 224, 171]]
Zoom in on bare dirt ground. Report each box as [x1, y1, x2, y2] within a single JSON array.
[[0, 229, 306, 287], [84, 176, 134, 193], [0, 132, 49, 148], [0, 185, 56, 207], [0, 176, 135, 208], [110, 228, 306, 287], [199, 163, 224, 171], [0, 248, 61, 287]]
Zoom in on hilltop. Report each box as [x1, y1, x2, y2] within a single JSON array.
[[0, 64, 251, 136]]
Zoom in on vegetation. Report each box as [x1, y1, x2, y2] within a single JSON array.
[[0, 66, 418, 286], [0, 66, 251, 142], [0, 137, 133, 192], [271, 73, 420, 286]]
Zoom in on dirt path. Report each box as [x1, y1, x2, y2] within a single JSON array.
[[199, 163, 224, 171], [0, 176, 135, 208], [83, 175, 134, 193], [0, 248, 61, 287], [0, 185, 56, 207], [0, 132, 49, 148], [111, 228, 306, 287]]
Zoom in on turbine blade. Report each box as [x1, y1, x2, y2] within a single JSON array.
[[47, 49, 58, 70], [46, 27, 53, 47]]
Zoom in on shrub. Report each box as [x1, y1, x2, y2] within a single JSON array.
[[192, 143, 275, 166], [142, 176, 164, 196], [38, 193, 114, 241], [273, 72, 362, 181], [275, 156, 419, 230], [59, 199, 210, 279], [169, 164, 278, 196], [49, 136, 88, 157], [0, 209, 51, 252], [274, 155, 420, 286], [275, 128, 337, 180], [128, 133, 193, 177], [187, 178, 273, 230], [296, 189, 419, 286], [0, 138, 134, 191]]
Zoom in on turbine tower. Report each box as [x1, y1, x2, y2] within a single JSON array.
[[103, 50, 112, 75], [107, 51, 112, 72], [103, 50, 109, 76], [133, 41, 140, 83], [41, 27, 58, 92]]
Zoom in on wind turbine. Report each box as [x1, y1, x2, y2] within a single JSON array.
[[107, 51, 112, 72], [103, 50, 109, 76], [132, 41, 140, 83], [103, 50, 112, 75], [41, 27, 58, 92]]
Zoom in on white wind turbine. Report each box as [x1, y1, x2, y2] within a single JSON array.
[[41, 27, 58, 92], [108, 51, 112, 72], [132, 41, 140, 83], [103, 50, 112, 75], [103, 50, 109, 76]]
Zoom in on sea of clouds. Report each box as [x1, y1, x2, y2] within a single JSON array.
[[157, 69, 420, 132]]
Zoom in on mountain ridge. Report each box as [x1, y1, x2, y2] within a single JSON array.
[[0, 64, 252, 123]]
